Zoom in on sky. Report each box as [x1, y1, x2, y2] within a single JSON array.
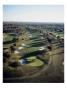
[[3, 5, 64, 23]]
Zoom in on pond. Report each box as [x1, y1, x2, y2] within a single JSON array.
[[18, 59, 27, 64]]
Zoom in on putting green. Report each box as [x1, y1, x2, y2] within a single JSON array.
[[27, 56, 36, 62], [28, 59, 44, 67]]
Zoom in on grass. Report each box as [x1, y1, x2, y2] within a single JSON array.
[[53, 32, 64, 38], [26, 56, 36, 62], [10, 53, 21, 61], [24, 46, 40, 53], [27, 58, 44, 67], [3, 33, 15, 42], [3, 31, 46, 67]]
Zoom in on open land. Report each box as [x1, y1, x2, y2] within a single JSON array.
[[3, 22, 64, 83]]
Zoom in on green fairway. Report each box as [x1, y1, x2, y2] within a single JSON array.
[[53, 32, 64, 38], [3, 33, 15, 42], [24, 46, 40, 53]]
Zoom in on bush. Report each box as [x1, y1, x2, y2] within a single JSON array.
[[3, 65, 24, 78], [3, 52, 11, 63], [47, 45, 52, 51], [9, 61, 20, 67]]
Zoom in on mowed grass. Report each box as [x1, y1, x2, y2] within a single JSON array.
[[24, 46, 40, 53], [26, 56, 44, 67], [53, 32, 64, 37], [26, 56, 36, 62], [27, 59, 44, 67], [20, 31, 44, 53]]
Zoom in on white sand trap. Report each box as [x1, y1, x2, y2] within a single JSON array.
[[28, 34, 32, 38], [18, 46, 24, 50], [39, 47, 44, 50], [41, 37, 44, 39], [40, 33, 43, 35], [29, 35, 32, 38], [14, 50, 20, 54], [21, 43, 26, 46]]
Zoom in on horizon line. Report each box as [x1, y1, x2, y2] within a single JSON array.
[[3, 21, 64, 24]]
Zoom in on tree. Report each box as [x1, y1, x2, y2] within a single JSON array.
[[10, 45, 15, 53], [3, 51, 10, 63], [47, 37, 52, 43], [9, 61, 20, 67], [47, 45, 52, 51]]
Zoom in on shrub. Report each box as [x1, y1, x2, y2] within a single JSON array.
[[47, 45, 52, 51], [9, 61, 20, 67], [3, 51, 11, 63]]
